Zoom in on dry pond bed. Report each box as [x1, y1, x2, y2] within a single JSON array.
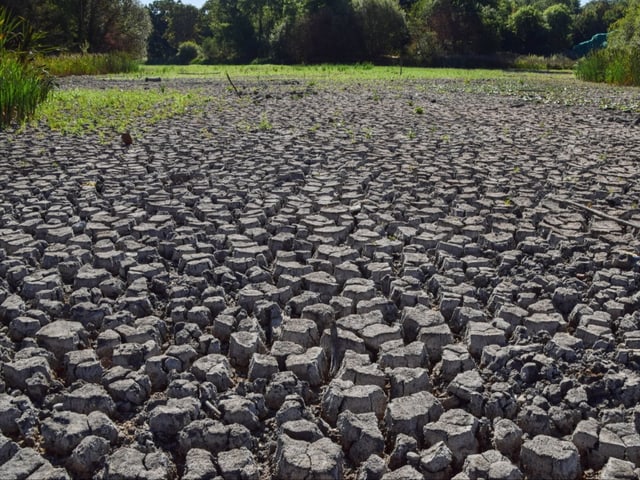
[[1, 76, 640, 479]]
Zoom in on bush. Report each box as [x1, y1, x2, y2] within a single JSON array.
[[40, 53, 139, 76], [513, 53, 575, 70], [176, 41, 201, 65]]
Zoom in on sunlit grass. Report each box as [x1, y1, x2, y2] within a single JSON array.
[[1, 54, 54, 128], [32, 87, 210, 138], [130, 63, 576, 82], [41, 53, 139, 76]]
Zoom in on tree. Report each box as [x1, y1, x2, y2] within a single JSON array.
[[478, 0, 512, 53], [507, 5, 548, 53], [165, 2, 200, 46], [353, 0, 409, 58], [573, 0, 626, 43], [0, 0, 78, 51], [0, 0, 151, 57], [99, 0, 152, 57], [608, 0, 640, 48], [146, 0, 177, 63], [411, 0, 490, 55], [200, 0, 257, 62], [544, 3, 573, 51]]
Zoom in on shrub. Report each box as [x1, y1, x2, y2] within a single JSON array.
[[40, 53, 139, 76], [176, 41, 201, 65], [513, 53, 575, 70]]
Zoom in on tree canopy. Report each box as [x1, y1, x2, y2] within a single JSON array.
[[0, 0, 634, 64]]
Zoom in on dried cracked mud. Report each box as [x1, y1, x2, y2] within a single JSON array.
[[1, 76, 640, 480]]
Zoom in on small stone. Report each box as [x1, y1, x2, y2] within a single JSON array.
[[0, 448, 55, 479], [423, 409, 480, 465], [41, 411, 91, 456], [274, 435, 343, 479], [285, 346, 328, 386], [419, 441, 453, 479], [248, 353, 279, 381], [357, 454, 388, 480], [385, 390, 443, 443], [67, 435, 110, 478], [387, 367, 431, 398], [322, 380, 387, 425], [62, 383, 116, 416], [380, 465, 423, 480], [465, 321, 506, 358], [219, 396, 260, 431], [462, 449, 521, 480], [183, 448, 218, 480], [217, 447, 259, 480], [389, 434, 417, 470], [36, 320, 88, 361], [599, 457, 637, 480], [493, 418, 523, 458], [280, 419, 324, 442], [520, 434, 581, 480], [149, 398, 200, 439], [0, 432, 18, 464], [104, 447, 172, 480], [229, 331, 266, 368], [337, 411, 385, 463]]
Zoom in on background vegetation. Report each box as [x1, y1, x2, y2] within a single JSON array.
[[0, 0, 638, 106], [0, 0, 631, 65]]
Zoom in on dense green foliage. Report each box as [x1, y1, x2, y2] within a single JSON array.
[[1, 0, 638, 83], [140, 0, 629, 65], [576, 0, 640, 84], [1, 0, 151, 58], [0, 7, 54, 128]]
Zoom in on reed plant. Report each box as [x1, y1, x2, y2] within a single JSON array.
[[576, 49, 640, 86], [0, 7, 54, 129]]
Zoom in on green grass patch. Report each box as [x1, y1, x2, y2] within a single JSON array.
[[32, 87, 208, 137], [40, 53, 140, 76], [131, 63, 574, 82]]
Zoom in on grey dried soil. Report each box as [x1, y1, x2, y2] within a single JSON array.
[[1, 76, 640, 479]]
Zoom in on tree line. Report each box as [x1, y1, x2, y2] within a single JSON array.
[[0, 0, 633, 64]]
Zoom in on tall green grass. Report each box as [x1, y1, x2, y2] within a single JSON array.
[[0, 7, 55, 129], [576, 49, 640, 86], [41, 53, 140, 76], [0, 55, 54, 127]]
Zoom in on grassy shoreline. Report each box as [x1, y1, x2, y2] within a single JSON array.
[[131, 63, 577, 82], [15, 65, 638, 139]]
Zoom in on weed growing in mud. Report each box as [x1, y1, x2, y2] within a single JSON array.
[[258, 113, 272, 131], [414, 106, 424, 114]]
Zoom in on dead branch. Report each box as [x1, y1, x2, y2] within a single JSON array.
[[550, 195, 640, 232]]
